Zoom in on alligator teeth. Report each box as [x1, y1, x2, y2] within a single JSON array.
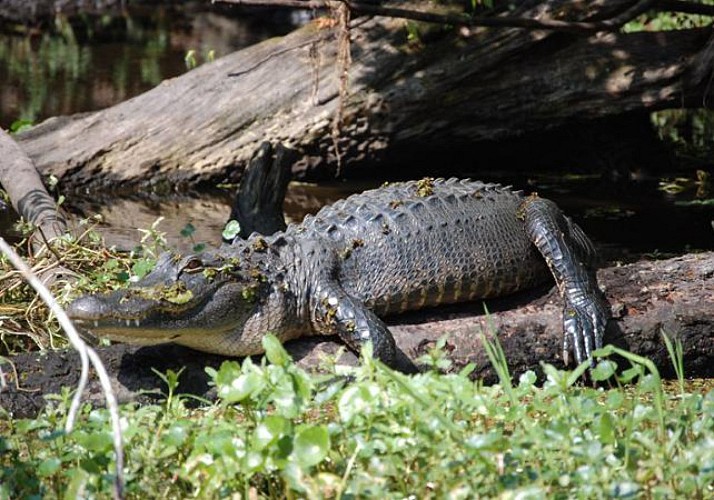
[[94, 320, 99, 328], [125, 319, 131, 327], [134, 319, 140, 327]]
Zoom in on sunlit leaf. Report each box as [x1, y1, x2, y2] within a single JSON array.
[[292, 425, 329, 468], [223, 220, 242, 241], [253, 416, 289, 451], [263, 334, 290, 367]]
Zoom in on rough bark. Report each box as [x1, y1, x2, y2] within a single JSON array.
[[14, 0, 714, 191], [2, 251, 712, 418]]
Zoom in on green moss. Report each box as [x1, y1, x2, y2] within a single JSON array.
[[240, 285, 258, 303], [251, 237, 268, 252], [162, 282, 194, 305], [416, 177, 435, 197]]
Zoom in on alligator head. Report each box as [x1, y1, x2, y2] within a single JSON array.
[[67, 246, 284, 355]]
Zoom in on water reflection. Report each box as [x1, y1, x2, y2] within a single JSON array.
[[0, 4, 301, 129], [65, 181, 369, 253], [57, 175, 713, 260]]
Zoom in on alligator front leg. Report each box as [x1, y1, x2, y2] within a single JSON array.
[[311, 283, 397, 365], [521, 197, 610, 366]]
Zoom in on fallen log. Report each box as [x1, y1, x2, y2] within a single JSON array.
[[0, 129, 67, 249], [2, 251, 712, 418], [14, 0, 714, 190]]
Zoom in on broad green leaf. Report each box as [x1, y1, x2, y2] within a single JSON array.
[[592, 360, 617, 381], [218, 370, 266, 403], [619, 365, 644, 383], [222, 220, 242, 241], [180, 222, 196, 238], [132, 258, 155, 279], [292, 425, 329, 468], [253, 416, 289, 451], [338, 383, 380, 422], [598, 412, 616, 445], [163, 421, 191, 447], [263, 334, 290, 367], [37, 457, 62, 477], [9, 119, 33, 134], [74, 430, 113, 453]]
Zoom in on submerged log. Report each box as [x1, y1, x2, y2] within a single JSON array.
[[13, 0, 714, 190], [226, 141, 295, 239], [2, 251, 712, 418]]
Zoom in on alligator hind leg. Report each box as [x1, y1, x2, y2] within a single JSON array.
[[521, 197, 610, 366], [311, 283, 397, 366]]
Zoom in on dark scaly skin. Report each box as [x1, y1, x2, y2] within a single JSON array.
[[68, 178, 609, 366], [522, 197, 608, 365]]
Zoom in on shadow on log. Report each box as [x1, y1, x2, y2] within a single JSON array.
[[2, 251, 712, 418]]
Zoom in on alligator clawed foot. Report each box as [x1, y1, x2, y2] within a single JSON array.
[[562, 299, 608, 367]]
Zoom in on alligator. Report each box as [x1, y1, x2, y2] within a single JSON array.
[[67, 178, 610, 367]]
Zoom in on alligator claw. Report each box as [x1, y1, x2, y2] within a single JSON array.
[[562, 297, 607, 366], [521, 197, 610, 371]]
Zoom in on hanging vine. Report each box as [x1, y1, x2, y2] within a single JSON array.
[[330, 2, 352, 175]]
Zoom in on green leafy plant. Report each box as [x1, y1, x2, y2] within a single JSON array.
[[179, 222, 206, 253], [9, 119, 33, 134], [2, 337, 714, 497], [222, 220, 242, 241]]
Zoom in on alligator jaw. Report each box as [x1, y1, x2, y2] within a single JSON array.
[[66, 267, 265, 350], [67, 294, 191, 344]]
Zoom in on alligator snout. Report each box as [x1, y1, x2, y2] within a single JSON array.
[[66, 295, 110, 323]]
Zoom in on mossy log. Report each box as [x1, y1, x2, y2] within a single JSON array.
[[2, 251, 712, 418]]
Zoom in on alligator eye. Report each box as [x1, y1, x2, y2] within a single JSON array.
[[182, 257, 203, 273]]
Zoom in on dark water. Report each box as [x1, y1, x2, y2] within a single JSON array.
[[500, 173, 714, 261], [0, 2, 303, 129], [52, 173, 712, 261], [0, 5, 712, 259]]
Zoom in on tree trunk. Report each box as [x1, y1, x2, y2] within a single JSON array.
[[14, 0, 714, 191], [2, 251, 712, 418]]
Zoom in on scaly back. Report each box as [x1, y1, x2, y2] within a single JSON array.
[[293, 178, 550, 315]]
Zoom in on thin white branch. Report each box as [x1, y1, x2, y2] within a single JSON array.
[[87, 345, 125, 498], [0, 237, 125, 500]]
